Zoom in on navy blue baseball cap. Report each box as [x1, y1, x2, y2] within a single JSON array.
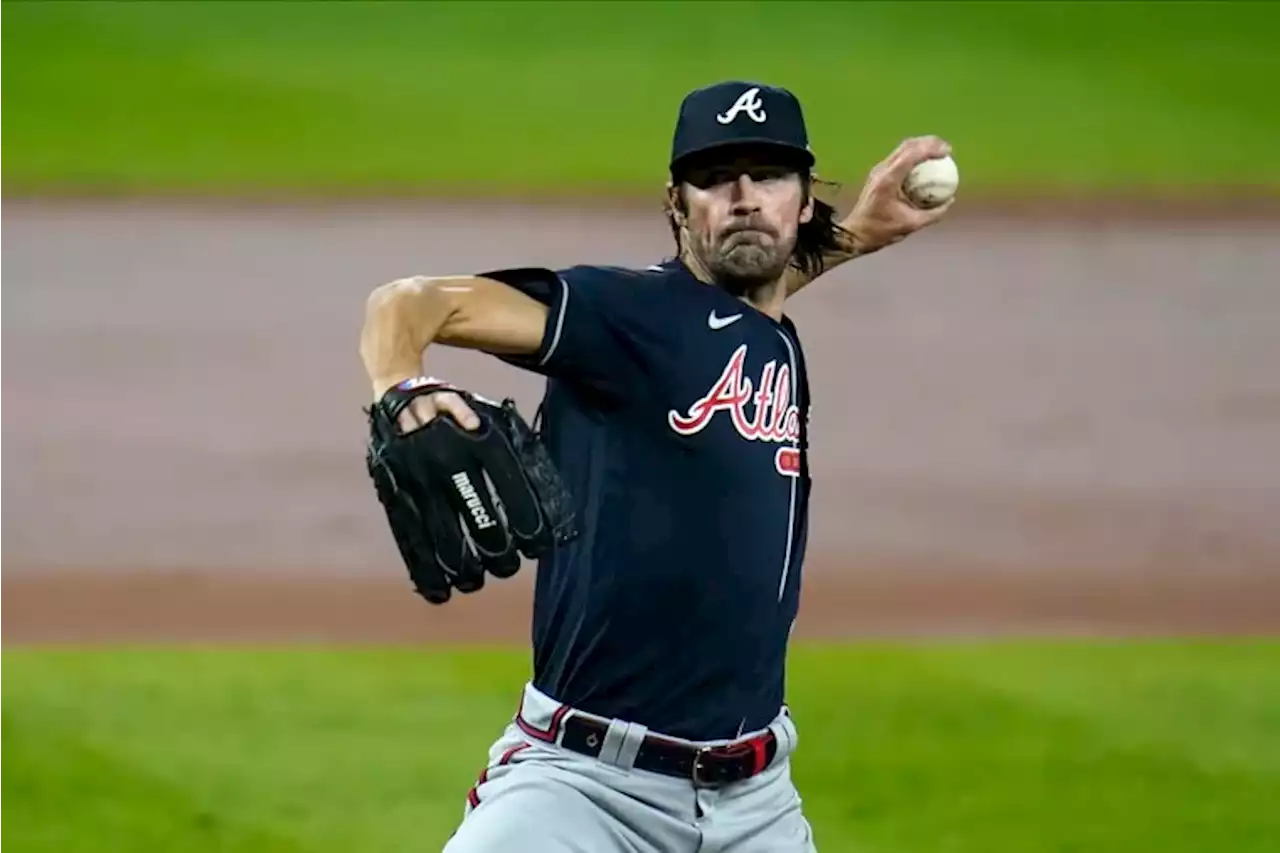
[[669, 80, 815, 175]]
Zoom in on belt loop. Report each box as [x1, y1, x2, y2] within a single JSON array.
[[614, 721, 648, 771], [597, 720, 648, 770], [768, 712, 798, 759], [597, 719, 628, 766]]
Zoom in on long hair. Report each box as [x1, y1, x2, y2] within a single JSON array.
[[664, 170, 851, 280]]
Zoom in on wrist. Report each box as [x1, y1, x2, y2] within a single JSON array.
[[840, 216, 883, 257], [841, 226, 868, 258], [370, 368, 423, 401]]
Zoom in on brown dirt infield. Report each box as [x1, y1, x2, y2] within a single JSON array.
[[4, 200, 1279, 643]]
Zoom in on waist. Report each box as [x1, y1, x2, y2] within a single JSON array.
[[512, 682, 799, 788], [530, 653, 788, 741], [531, 579, 796, 741]]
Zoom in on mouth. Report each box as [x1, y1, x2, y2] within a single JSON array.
[[724, 225, 770, 244]]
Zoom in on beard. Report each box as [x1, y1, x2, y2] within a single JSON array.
[[702, 228, 794, 297]]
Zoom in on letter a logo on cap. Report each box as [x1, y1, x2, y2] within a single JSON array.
[[716, 87, 767, 125]]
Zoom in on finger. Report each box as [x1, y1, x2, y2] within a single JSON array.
[[409, 543, 455, 603], [922, 196, 956, 220], [421, 486, 487, 593], [897, 134, 951, 161], [909, 195, 956, 223], [446, 462, 515, 560], [868, 136, 929, 177], [451, 545, 487, 595], [435, 392, 482, 431], [416, 581, 452, 605], [883, 138, 946, 181], [397, 398, 432, 434], [368, 456, 454, 604], [422, 425, 519, 562], [468, 430, 551, 555], [882, 136, 953, 182], [482, 538, 521, 579], [896, 195, 956, 232]]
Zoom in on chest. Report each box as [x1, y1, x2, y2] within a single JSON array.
[[661, 318, 810, 480]]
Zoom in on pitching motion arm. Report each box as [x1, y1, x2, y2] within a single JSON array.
[[359, 274, 578, 605], [785, 135, 956, 297]]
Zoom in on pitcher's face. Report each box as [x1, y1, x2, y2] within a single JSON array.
[[677, 150, 814, 296]]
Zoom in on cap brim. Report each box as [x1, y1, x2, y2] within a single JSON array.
[[670, 138, 815, 174]]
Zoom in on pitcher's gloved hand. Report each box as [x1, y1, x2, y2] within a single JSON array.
[[365, 378, 578, 604]]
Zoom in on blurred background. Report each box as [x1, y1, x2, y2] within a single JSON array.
[[4, 2, 1279, 851]]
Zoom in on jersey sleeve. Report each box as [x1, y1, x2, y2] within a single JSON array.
[[478, 265, 672, 401]]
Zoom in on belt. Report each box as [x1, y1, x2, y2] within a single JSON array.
[[558, 714, 778, 787]]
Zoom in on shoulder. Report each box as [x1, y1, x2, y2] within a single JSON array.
[[476, 262, 666, 308], [560, 261, 677, 287], [557, 261, 684, 310], [482, 260, 682, 315]]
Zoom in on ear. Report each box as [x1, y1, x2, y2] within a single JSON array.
[[799, 191, 815, 225], [665, 180, 685, 224]]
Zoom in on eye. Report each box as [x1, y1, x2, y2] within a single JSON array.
[[683, 164, 790, 189], [748, 166, 789, 184], [686, 167, 734, 189]]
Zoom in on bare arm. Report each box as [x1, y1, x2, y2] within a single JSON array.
[[782, 227, 860, 297], [359, 274, 550, 430], [785, 135, 955, 298]]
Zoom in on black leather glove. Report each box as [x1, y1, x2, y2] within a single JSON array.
[[365, 379, 578, 604]]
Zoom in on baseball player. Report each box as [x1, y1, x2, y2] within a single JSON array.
[[360, 81, 953, 852]]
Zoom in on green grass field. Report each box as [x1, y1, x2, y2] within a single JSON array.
[[5, 1, 1279, 196], [5, 643, 1279, 852]]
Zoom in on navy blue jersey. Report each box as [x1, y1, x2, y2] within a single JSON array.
[[483, 259, 812, 741]]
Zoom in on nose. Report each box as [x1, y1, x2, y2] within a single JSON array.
[[730, 173, 761, 214]]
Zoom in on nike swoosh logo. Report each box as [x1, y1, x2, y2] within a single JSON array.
[[708, 311, 743, 330]]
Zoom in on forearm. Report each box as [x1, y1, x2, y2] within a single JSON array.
[[823, 219, 863, 268], [360, 277, 452, 398], [786, 136, 955, 298], [359, 274, 548, 399], [783, 216, 863, 296]]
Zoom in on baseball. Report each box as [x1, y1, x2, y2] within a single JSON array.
[[902, 154, 959, 209]]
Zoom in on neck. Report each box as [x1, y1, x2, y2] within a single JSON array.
[[679, 248, 788, 322]]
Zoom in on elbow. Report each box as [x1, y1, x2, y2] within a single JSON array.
[[364, 275, 423, 322], [358, 276, 424, 371], [360, 278, 402, 350], [365, 274, 460, 317], [358, 275, 456, 373], [365, 274, 438, 328]]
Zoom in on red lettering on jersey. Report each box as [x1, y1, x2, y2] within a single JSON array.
[[747, 362, 776, 440], [763, 365, 792, 442], [668, 344, 754, 436], [668, 345, 802, 467]]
